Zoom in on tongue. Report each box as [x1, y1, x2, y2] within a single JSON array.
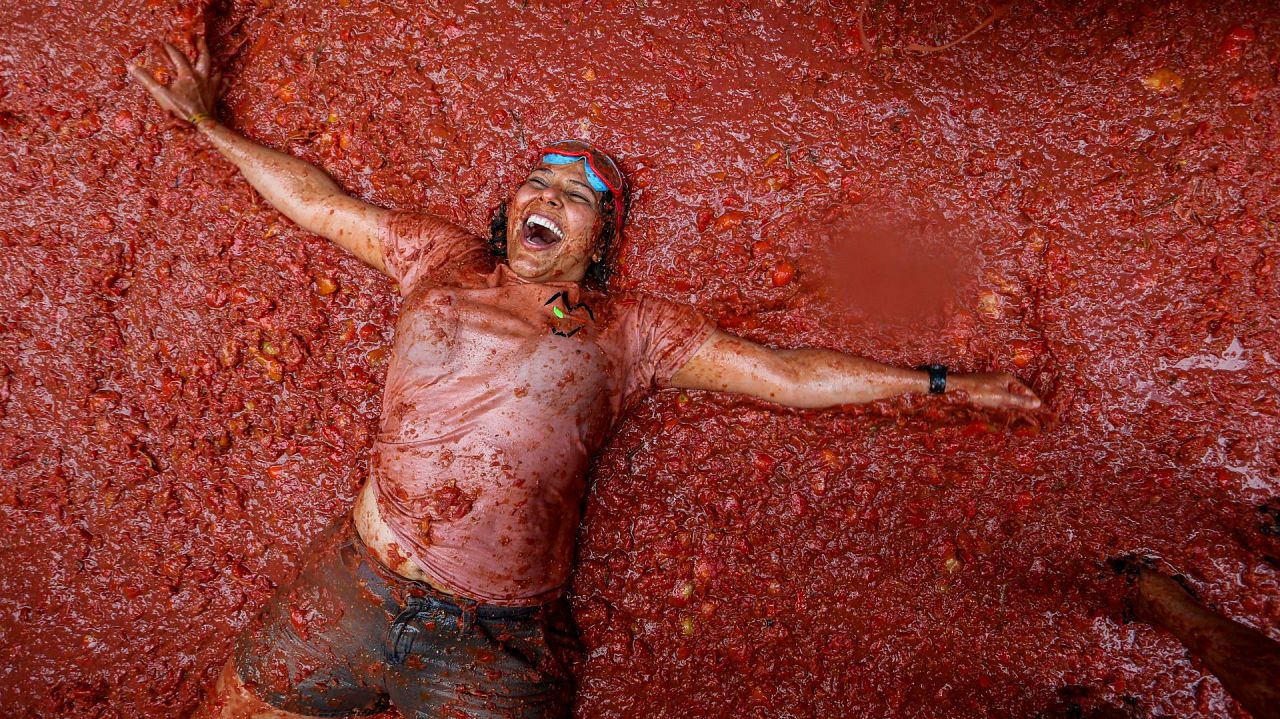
[[527, 224, 557, 246]]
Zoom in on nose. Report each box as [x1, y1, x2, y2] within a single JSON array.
[[538, 184, 563, 208]]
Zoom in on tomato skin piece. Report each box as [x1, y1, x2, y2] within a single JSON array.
[[771, 261, 795, 287], [713, 210, 749, 233], [1217, 25, 1256, 62]]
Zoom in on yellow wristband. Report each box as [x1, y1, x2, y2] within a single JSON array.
[[189, 112, 213, 126]]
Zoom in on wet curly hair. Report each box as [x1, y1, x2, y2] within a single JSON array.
[[488, 190, 623, 291]]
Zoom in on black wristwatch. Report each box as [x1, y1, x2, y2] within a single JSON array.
[[917, 364, 948, 394]]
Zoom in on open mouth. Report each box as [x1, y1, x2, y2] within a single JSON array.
[[521, 213, 565, 250]]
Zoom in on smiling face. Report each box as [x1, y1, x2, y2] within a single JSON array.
[[504, 161, 606, 283]]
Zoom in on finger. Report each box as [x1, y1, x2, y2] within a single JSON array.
[[196, 36, 211, 78], [128, 63, 168, 96], [152, 40, 177, 74], [1009, 390, 1041, 409], [1010, 381, 1042, 408], [163, 41, 195, 78], [129, 66, 185, 116], [151, 93, 185, 118]]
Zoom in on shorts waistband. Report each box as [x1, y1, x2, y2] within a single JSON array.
[[347, 520, 542, 620], [427, 595, 540, 620]]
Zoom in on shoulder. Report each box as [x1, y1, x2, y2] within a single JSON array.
[[381, 210, 492, 293], [597, 289, 717, 389], [597, 289, 641, 313], [608, 290, 701, 321], [592, 289, 651, 327], [383, 210, 483, 249], [598, 290, 714, 345], [597, 289, 688, 312]]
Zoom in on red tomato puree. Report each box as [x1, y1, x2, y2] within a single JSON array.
[[0, 0, 1275, 717]]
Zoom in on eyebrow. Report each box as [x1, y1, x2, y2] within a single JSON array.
[[531, 165, 601, 201]]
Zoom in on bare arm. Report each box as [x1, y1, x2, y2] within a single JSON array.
[[670, 331, 1042, 411], [195, 123, 392, 273], [128, 39, 392, 274]]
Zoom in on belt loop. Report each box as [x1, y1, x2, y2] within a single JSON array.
[[456, 597, 479, 632]]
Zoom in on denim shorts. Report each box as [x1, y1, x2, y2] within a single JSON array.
[[234, 517, 582, 718]]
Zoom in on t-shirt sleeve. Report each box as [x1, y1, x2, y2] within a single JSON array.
[[624, 293, 717, 393], [380, 211, 487, 296]]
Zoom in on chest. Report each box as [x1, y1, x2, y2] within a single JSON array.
[[391, 283, 617, 388]]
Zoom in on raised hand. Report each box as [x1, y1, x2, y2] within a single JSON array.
[[128, 37, 221, 126], [950, 372, 1042, 411]]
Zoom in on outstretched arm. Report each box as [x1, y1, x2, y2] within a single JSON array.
[[129, 39, 393, 274], [670, 330, 1041, 411]]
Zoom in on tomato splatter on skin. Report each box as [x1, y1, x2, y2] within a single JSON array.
[[2, 0, 1278, 718]]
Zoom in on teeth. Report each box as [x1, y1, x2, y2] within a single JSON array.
[[526, 214, 565, 241]]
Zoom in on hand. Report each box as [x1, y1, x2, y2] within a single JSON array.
[[950, 372, 1042, 411], [128, 37, 221, 126]]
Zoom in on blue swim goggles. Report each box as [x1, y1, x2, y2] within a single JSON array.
[[536, 139, 626, 232]]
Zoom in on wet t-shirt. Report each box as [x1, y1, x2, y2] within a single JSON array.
[[371, 212, 716, 605]]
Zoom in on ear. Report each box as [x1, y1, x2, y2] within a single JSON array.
[[591, 229, 605, 263], [590, 222, 606, 263]]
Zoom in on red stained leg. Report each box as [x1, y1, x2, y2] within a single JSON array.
[[1126, 566, 1280, 719]]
